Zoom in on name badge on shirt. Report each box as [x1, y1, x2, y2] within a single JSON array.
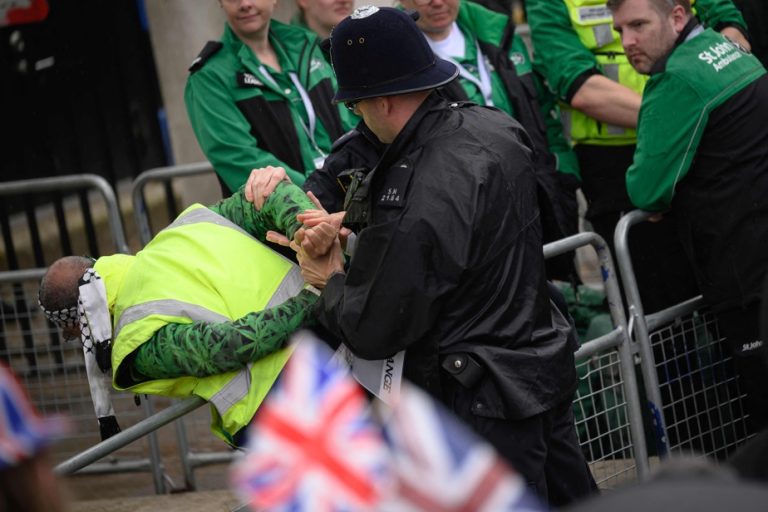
[[313, 156, 326, 170], [236, 72, 263, 88]]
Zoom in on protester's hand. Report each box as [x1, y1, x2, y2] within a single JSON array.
[[297, 239, 345, 289], [266, 230, 299, 251], [721, 26, 751, 52], [298, 222, 339, 258], [298, 192, 353, 250], [244, 166, 290, 210]]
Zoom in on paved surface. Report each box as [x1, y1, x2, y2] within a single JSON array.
[[71, 490, 243, 512]]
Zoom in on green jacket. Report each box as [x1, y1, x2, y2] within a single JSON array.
[[527, 0, 747, 146], [103, 183, 317, 445], [446, 1, 579, 178], [627, 27, 765, 210], [185, 21, 357, 193]]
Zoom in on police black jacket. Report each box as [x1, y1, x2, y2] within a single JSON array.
[[316, 93, 577, 420]]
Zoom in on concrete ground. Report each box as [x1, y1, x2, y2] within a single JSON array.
[[71, 490, 243, 512]]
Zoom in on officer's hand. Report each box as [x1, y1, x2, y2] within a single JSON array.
[[245, 166, 291, 210], [298, 192, 352, 249], [297, 239, 345, 289], [720, 27, 750, 52]]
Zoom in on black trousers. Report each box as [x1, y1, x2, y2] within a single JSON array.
[[444, 381, 598, 507], [717, 302, 768, 433]]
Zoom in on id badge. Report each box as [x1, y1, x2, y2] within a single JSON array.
[[313, 156, 326, 170]]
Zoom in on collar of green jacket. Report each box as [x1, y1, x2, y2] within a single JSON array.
[[456, 1, 513, 51], [221, 19, 321, 76]]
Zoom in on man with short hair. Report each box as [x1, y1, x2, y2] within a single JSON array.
[[297, 6, 596, 505], [609, 0, 768, 431]]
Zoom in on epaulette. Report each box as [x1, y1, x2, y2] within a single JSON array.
[[188, 41, 223, 73], [331, 128, 361, 151]]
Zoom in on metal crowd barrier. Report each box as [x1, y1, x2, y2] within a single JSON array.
[[132, 161, 217, 247], [54, 229, 651, 493], [131, 162, 234, 490], [0, 175, 167, 493], [615, 210, 751, 460], [544, 232, 649, 487]]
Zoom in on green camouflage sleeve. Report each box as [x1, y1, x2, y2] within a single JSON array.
[[130, 289, 319, 380], [209, 181, 315, 242]]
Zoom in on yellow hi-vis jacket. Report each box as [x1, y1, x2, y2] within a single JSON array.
[[100, 204, 304, 445]]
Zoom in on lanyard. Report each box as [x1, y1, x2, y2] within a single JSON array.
[[258, 65, 327, 161], [436, 40, 494, 107]]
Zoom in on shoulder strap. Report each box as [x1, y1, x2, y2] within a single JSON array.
[[188, 41, 224, 73]]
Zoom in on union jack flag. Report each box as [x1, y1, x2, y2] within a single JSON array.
[[231, 331, 392, 512], [379, 383, 545, 512], [0, 362, 65, 470]]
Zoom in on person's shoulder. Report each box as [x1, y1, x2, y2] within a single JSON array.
[[457, 1, 509, 44], [270, 18, 321, 49], [188, 41, 225, 74]]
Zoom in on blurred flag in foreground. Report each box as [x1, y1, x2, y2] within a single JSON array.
[[231, 331, 392, 511], [233, 332, 544, 512], [379, 382, 544, 512], [0, 362, 67, 470]]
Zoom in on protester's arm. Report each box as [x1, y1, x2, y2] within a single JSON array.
[[128, 290, 319, 380], [626, 77, 703, 211], [210, 180, 315, 242], [184, 72, 307, 191]]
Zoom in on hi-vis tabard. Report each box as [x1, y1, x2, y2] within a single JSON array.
[[110, 204, 303, 446], [563, 0, 648, 145]]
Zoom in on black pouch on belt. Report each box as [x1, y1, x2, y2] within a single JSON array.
[[441, 353, 485, 388]]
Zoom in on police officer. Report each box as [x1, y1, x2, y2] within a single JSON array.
[[526, 0, 749, 313], [298, 6, 596, 505], [611, 0, 768, 432], [185, 0, 357, 195]]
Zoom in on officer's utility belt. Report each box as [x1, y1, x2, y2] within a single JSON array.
[[441, 353, 485, 388]]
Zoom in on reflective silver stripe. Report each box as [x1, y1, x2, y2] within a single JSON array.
[[164, 206, 299, 267], [602, 63, 620, 82], [592, 24, 614, 48], [266, 265, 304, 308], [115, 300, 229, 339], [209, 365, 251, 417], [163, 207, 252, 239], [600, 64, 626, 135]]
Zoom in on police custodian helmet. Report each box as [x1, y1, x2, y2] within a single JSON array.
[[330, 6, 459, 103]]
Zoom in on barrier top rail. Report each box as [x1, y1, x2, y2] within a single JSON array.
[[131, 162, 215, 247], [0, 173, 129, 255]]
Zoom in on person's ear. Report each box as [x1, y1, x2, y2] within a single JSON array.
[[670, 5, 687, 33]]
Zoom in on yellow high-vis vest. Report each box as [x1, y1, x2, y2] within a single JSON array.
[[106, 204, 303, 446]]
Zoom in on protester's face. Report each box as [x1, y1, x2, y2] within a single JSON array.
[[297, 0, 353, 37], [220, 0, 276, 40], [612, 0, 683, 74], [399, 0, 460, 38]]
